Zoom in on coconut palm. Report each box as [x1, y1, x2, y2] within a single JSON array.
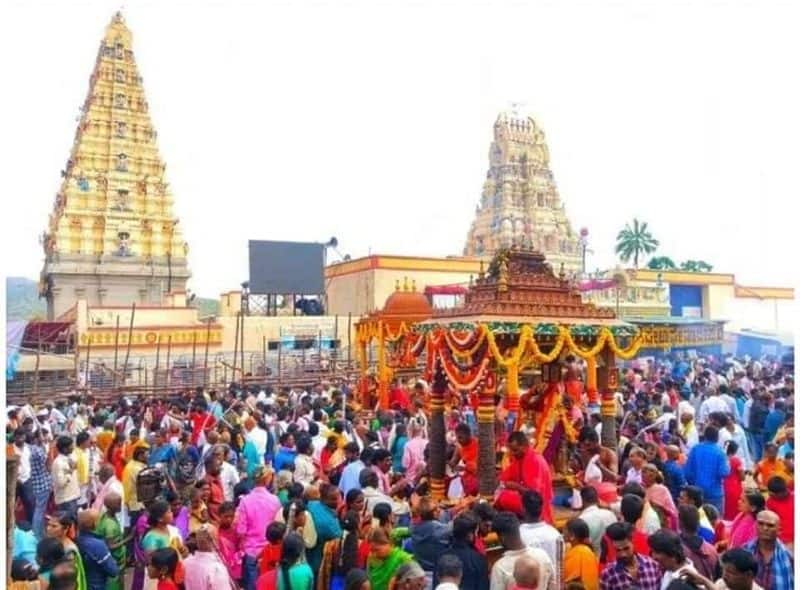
[[615, 219, 659, 268], [647, 256, 677, 270]]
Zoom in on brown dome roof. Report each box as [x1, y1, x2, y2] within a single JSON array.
[[382, 278, 433, 319]]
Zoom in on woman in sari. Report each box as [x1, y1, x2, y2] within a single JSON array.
[[642, 463, 678, 529], [45, 512, 87, 590], [722, 491, 764, 550], [140, 500, 187, 590], [317, 510, 365, 590], [106, 433, 127, 481], [366, 528, 412, 590], [307, 483, 343, 573]]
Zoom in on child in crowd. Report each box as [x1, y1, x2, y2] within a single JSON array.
[[259, 521, 286, 575], [217, 501, 244, 584], [146, 547, 180, 590]]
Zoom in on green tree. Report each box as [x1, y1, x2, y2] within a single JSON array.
[[647, 256, 677, 270], [615, 219, 659, 268], [680, 260, 713, 272]]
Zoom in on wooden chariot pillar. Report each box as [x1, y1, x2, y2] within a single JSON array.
[[428, 362, 448, 500], [477, 371, 498, 498], [597, 346, 618, 450]]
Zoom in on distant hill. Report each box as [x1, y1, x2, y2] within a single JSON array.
[[6, 277, 47, 321], [6, 276, 219, 321]]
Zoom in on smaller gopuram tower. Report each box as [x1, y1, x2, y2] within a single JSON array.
[[463, 107, 582, 274], [40, 12, 190, 320]]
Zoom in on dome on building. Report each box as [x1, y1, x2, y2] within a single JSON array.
[[382, 278, 433, 318]]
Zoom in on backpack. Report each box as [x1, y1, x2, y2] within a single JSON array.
[[136, 467, 166, 505], [174, 449, 197, 486]]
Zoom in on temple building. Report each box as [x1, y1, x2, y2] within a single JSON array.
[[39, 12, 190, 320], [463, 108, 582, 274]]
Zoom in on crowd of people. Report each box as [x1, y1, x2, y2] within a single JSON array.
[[7, 351, 795, 590]]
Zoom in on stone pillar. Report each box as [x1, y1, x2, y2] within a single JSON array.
[[597, 346, 617, 450]]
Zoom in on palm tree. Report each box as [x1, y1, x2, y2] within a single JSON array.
[[647, 256, 677, 270], [615, 219, 659, 268]]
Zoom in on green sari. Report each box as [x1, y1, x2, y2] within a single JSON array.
[[64, 541, 88, 590], [95, 513, 126, 590], [367, 548, 412, 590]]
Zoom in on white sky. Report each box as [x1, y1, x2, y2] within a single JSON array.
[[1, 0, 799, 298]]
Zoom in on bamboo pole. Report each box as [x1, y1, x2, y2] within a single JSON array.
[[203, 319, 211, 388], [332, 316, 339, 375], [154, 334, 162, 389], [347, 313, 352, 372], [32, 333, 43, 402], [239, 311, 245, 380], [165, 335, 172, 390], [232, 311, 240, 384], [318, 330, 323, 371], [84, 331, 92, 391], [191, 331, 198, 388], [277, 337, 282, 387], [112, 315, 120, 390], [121, 303, 136, 391], [262, 335, 267, 381]]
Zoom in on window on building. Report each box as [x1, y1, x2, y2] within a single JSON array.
[[78, 176, 90, 192], [115, 69, 125, 83], [116, 154, 128, 172], [115, 121, 127, 138], [115, 42, 124, 59], [114, 93, 127, 109]]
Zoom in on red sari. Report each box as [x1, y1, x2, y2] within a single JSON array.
[[495, 448, 554, 524], [459, 438, 479, 496], [723, 456, 744, 520]]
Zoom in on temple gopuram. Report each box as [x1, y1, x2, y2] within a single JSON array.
[[463, 107, 582, 274], [39, 12, 190, 320]]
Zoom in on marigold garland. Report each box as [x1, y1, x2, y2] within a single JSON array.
[[561, 328, 609, 359]]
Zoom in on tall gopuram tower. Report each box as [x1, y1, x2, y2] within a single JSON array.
[[39, 12, 190, 320], [463, 108, 582, 274]]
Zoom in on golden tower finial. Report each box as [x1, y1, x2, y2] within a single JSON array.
[[402, 277, 409, 292], [411, 279, 417, 292]]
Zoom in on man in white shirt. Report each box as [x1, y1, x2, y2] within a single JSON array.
[[13, 428, 34, 523], [519, 490, 563, 590], [647, 529, 698, 590], [244, 417, 267, 459], [490, 511, 556, 590], [212, 445, 240, 502], [434, 554, 463, 590], [698, 389, 730, 428], [578, 486, 618, 555], [293, 437, 318, 489], [51, 435, 80, 516]]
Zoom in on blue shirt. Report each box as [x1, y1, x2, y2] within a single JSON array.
[[764, 410, 786, 443], [684, 441, 730, 500], [663, 459, 687, 501], [13, 527, 37, 564], [148, 444, 177, 467], [273, 447, 297, 472], [76, 531, 119, 590], [338, 460, 364, 496]]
